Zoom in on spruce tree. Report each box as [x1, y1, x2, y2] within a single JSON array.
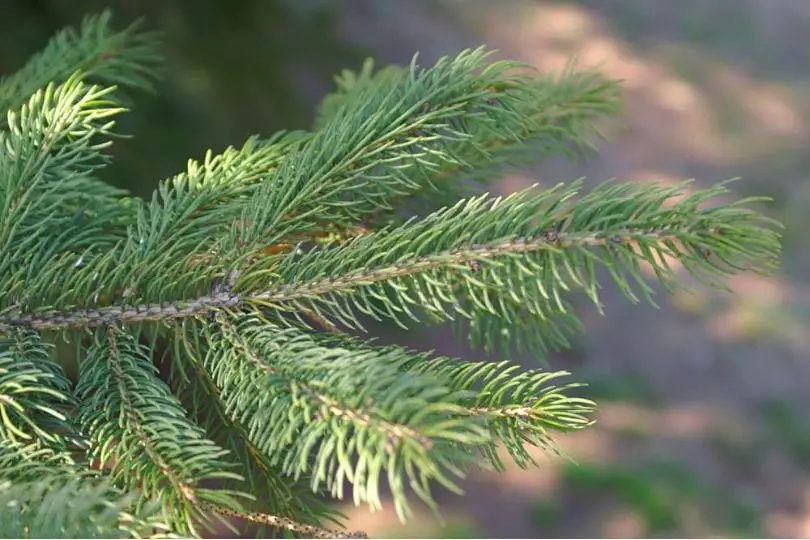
[[0, 11, 782, 539]]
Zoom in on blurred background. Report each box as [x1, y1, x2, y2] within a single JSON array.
[[2, 0, 809, 537]]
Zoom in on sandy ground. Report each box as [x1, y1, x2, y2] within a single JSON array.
[[333, 1, 810, 537]]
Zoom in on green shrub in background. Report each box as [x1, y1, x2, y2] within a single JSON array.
[[0, 11, 781, 538]]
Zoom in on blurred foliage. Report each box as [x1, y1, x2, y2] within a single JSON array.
[[546, 459, 765, 537], [382, 518, 484, 539], [528, 497, 562, 527], [707, 426, 766, 475], [570, 0, 810, 83], [0, 0, 366, 198], [580, 371, 662, 408], [763, 399, 810, 469]]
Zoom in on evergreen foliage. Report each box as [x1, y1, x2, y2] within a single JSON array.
[[0, 11, 781, 539]]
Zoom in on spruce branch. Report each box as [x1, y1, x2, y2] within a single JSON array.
[[0, 329, 75, 449], [0, 9, 162, 124], [0, 180, 780, 339], [199, 316, 594, 520], [415, 358, 594, 470], [232, 48, 548, 252], [0, 74, 136, 319], [0, 73, 126, 197], [0, 130, 313, 318], [0, 10, 784, 539], [245, 179, 779, 349], [0, 440, 80, 485], [74, 326, 246, 536], [313, 57, 622, 228], [204, 314, 489, 520], [304, 331, 596, 471], [197, 500, 367, 539], [0, 475, 173, 539], [166, 323, 347, 536], [0, 442, 173, 538]]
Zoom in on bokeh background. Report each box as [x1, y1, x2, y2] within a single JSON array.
[[3, 0, 809, 537]]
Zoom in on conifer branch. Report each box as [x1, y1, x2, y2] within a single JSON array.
[[417, 358, 595, 469], [0, 10, 162, 123], [167, 324, 347, 535], [74, 326, 246, 536], [0, 290, 242, 332], [197, 500, 367, 539], [0, 442, 173, 538], [308, 332, 596, 470], [0, 179, 781, 337], [233, 48, 543, 250], [0, 11, 783, 538], [315, 57, 623, 228], [0, 330, 75, 447], [204, 315, 481, 519]]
